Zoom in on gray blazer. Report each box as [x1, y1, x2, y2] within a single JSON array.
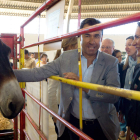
[[14, 50, 120, 140]]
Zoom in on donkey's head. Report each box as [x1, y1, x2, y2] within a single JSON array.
[[0, 40, 24, 119]]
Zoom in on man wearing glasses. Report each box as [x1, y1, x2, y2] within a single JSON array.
[[101, 38, 115, 55]]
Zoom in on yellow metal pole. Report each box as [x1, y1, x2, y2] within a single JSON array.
[[38, 45, 42, 140], [38, 47, 41, 105], [77, 37, 83, 131], [50, 76, 140, 101], [37, 14, 42, 140], [37, 45, 41, 68], [19, 49, 25, 88]]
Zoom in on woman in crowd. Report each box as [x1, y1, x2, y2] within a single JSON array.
[[119, 36, 137, 95], [118, 36, 137, 138], [112, 49, 122, 63], [48, 36, 78, 140], [36, 53, 48, 67], [124, 22, 140, 140]]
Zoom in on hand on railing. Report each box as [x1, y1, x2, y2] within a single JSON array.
[[63, 72, 79, 80], [63, 72, 89, 93]]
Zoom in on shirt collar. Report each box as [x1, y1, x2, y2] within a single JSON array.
[[81, 49, 99, 64]]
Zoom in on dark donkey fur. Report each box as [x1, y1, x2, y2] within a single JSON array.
[[0, 40, 15, 87]]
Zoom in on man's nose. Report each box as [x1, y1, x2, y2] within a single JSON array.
[[89, 37, 95, 44], [125, 47, 129, 52], [104, 49, 108, 52]]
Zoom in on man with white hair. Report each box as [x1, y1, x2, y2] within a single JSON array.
[[101, 38, 115, 55]]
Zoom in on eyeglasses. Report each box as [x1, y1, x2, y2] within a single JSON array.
[[101, 46, 112, 50]]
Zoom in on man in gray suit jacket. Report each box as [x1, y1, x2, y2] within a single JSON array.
[[14, 18, 120, 140]]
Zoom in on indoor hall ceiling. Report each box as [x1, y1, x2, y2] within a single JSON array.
[[0, 0, 140, 18]]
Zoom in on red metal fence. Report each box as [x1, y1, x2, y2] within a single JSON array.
[[21, 89, 93, 140], [4, 0, 140, 140]]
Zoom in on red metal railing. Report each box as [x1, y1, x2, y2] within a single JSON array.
[[20, 91, 25, 140], [23, 109, 47, 140], [21, 89, 93, 140], [14, 117, 18, 140], [17, 0, 140, 140], [21, 0, 60, 28], [23, 129, 31, 140], [22, 12, 140, 49]]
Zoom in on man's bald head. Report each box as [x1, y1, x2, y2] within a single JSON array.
[[101, 38, 115, 55]]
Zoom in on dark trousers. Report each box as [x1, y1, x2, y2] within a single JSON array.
[[54, 122, 70, 140], [68, 114, 108, 140]]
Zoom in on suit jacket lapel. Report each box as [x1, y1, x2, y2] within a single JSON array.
[[69, 50, 78, 91], [91, 52, 105, 84], [70, 50, 78, 75]]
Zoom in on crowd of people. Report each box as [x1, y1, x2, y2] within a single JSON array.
[[23, 50, 48, 69], [14, 18, 140, 140]]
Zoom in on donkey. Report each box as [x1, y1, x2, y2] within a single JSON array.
[[0, 40, 24, 119]]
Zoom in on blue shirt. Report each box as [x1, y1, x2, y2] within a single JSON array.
[[71, 51, 99, 120]]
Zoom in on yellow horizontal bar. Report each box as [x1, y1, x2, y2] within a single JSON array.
[[50, 76, 140, 101]]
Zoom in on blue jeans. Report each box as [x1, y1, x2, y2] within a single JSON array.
[[120, 116, 126, 132]]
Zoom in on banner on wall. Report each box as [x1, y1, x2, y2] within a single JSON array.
[[43, 0, 65, 51]]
